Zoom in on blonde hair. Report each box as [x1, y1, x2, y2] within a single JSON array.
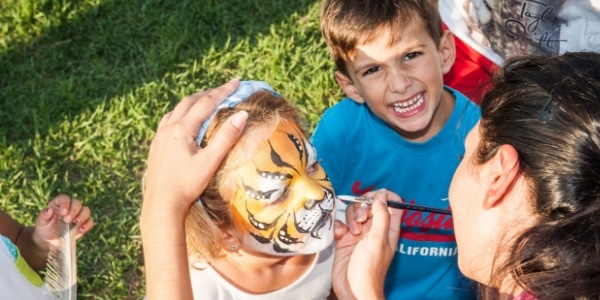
[[185, 90, 304, 261]]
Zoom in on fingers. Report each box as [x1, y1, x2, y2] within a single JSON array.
[[372, 189, 403, 249], [71, 206, 91, 226], [49, 194, 73, 217], [75, 216, 94, 239], [156, 111, 173, 131], [387, 206, 403, 249], [383, 189, 402, 202], [345, 203, 362, 235], [168, 89, 214, 123], [156, 79, 240, 144], [369, 190, 391, 242], [198, 110, 248, 174], [65, 202, 94, 239], [383, 190, 403, 247], [48, 195, 93, 228], [334, 220, 349, 241], [36, 206, 56, 226], [52, 195, 80, 223], [63, 200, 82, 223], [355, 203, 368, 222], [179, 79, 241, 133], [143, 79, 246, 214]]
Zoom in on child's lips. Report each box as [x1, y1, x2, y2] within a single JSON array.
[[390, 92, 425, 116]]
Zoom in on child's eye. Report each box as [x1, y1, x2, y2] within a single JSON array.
[[362, 66, 381, 76], [404, 52, 422, 61], [456, 155, 464, 161], [243, 184, 287, 204], [306, 161, 320, 174]]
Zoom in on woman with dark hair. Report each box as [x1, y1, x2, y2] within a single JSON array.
[[449, 51, 600, 299]]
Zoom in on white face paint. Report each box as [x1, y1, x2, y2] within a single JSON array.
[[229, 122, 335, 256]]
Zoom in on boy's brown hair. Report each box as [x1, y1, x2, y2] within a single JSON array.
[[320, 0, 443, 77]]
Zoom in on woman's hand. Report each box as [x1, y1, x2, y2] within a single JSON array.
[[141, 79, 247, 300], [142, 79, 248, 215], [332, 189, 404, 299]]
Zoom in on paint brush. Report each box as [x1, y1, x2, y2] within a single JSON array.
[[337, 195, 452, 215]]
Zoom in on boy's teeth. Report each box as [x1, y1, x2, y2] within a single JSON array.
[[392, 93, 423, 113]]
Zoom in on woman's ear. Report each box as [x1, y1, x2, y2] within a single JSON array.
[[335, 71, 365, 103], [482, 144, 520, 210]]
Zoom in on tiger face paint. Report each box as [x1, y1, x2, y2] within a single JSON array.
[[230, 122, 335, 256]]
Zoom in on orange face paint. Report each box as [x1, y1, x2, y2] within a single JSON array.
[[229, 122, 335, 255]]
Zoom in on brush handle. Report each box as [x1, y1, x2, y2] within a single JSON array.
[[385, 201, 452, 215], [337, 195, 452, 215]]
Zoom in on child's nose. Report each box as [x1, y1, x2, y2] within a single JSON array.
[[389, 70, 412, 93], [290, 178, 326, 208]]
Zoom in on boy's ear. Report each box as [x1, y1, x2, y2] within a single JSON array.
[[439, 30, 456, 75], [482, 144, 521, 210], [334, 71, 365, 103]]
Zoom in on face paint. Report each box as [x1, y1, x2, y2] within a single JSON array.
[[230, 122, 335, 256]]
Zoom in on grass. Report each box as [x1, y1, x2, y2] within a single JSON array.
[[0, 0, 342, 298]]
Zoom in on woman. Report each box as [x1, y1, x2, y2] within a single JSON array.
[[448, 51, 600, 299]]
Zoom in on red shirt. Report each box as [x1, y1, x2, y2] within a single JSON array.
[[442, 23, 498, 104]]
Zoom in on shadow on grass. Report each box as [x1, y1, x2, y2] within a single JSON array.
[[0, 0, 319, 141], [0, 0, 322, 298]]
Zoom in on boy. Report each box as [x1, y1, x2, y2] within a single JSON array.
[[312, 0, 480, 298]]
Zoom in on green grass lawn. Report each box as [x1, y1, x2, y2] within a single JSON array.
[[0, 0, 342, 298]]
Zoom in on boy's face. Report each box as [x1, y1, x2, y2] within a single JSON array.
[[228, 121, 335, 256], [336, 23, 456, 142]]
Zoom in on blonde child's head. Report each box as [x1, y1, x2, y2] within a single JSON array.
[[186, 89, 336, 262]]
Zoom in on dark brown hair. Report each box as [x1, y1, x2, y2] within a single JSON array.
[[477, 52, 600, 299]]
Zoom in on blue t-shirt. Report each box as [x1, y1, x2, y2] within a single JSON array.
[[311, 87, 480, 299]]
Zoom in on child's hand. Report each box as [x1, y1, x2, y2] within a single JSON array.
[[32, 194, 94, 251]]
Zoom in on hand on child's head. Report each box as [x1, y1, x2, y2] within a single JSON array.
[[144, 79, 248, 214]]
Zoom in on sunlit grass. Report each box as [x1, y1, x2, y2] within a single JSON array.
[[0, 0, 341, 298]]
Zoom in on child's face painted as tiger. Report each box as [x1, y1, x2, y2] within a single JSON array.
[[225, 121, 335, 256]]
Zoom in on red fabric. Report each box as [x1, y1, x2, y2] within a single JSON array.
[[443, 23, 498, 104], [513, 292, 538, 300]]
